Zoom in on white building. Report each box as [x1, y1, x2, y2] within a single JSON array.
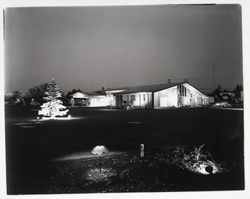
[[70, 92, 88, 106], [101, 82, 209, 109], [73, 82, 209, 108]]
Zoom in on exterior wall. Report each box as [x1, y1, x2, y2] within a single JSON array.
[[182, 83, 209, 106], [122, 92, 152, 108], [86, 83, 208, 109], [177, 86, 191, 107], [88, 94, 116, 107], [106, 94, 116, 107], [88, 96, 109, 107], [154, 83, 209, 108], [71, 98, 87, 106], [70, 92, 89, 107], [115, 95, 123, 108], [154, 86, 178, 108]]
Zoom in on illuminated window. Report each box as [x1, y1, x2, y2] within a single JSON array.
[[130, 95, 135, 103], [178, 85, 187, 97]]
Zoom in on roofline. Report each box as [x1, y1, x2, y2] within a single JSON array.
[[114, 82, 186, 94], [97, 82, 186, 93], [70, 91, 106, 97], [182, 82, 208, 97], [152, 82, 186, 93], [93, 82, 208, 97], [116, 82, 208, 97]]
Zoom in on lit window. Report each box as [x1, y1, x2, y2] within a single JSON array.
[[179, 85, 185, 96], [179, 85, 187, 97], [130, 95, 135, 103]]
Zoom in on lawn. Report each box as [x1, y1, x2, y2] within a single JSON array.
[[5, 106, 244, 194]]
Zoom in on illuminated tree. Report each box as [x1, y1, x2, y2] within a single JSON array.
[[38, 78, 68, 119]]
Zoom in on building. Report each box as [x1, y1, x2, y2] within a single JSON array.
[[87, 93, 111, 107], [71, 82, 209, 108], [219, 90, 235, 101], [99, 82, 209, 109], [69, 91, 114, 107], [70, 92, 88, 107]]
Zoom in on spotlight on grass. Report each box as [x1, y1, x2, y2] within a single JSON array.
[[174, 145, 224, 175], [181, 145, 224, 175], [91, 145, 109, 173]]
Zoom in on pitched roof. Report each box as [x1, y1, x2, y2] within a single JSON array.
[[101, 82, 185, 94], [70, 92, 89, 98]]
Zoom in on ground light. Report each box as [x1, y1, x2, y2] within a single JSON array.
[[36, 116, 84, 121], [91, 145, 109, 173]]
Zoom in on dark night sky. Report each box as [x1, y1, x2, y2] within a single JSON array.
[[4, 5, 243, 93]]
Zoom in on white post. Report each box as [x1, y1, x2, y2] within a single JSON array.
[[140, 144, 144, 159]]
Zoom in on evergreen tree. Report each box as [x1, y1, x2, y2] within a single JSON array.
[[234, 84, 243, 99], [38, 78, 69, 119], [28, 83, 49, 104], [213, 85, 222, 101]]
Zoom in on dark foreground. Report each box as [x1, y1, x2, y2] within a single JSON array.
[[5, 107, 244, 194]]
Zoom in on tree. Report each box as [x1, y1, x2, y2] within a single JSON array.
[[28, 83, 49, 104], [5, 90, 27, 106], [38, 78, 69, 119], [213, 85, 222, 102], [234, 84, 243, 99]]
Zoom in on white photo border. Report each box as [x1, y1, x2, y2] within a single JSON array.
[[0, 1, 249, 199]]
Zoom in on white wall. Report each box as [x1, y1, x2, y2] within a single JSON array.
[[88, 83, 208, 108], [88, 96, 109, 107], [178, 87, 191, 107], [183, 83, 209, 106], [106, 94, 116, 106], [154, 83, 209, 108], [123, 92, 152, 108], [154, 86, 178, 108]]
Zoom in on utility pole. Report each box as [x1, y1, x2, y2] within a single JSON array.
[[213, 64, 216, 91]]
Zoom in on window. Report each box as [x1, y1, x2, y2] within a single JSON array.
[[178, 85, 187, 97], [130, 95, 135, 103], [143, 94, 145, 101]]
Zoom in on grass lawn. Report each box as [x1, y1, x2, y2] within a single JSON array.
[[5, 106, 244, 194]]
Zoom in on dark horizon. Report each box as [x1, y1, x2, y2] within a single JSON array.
[[4, 5, 243, 94]]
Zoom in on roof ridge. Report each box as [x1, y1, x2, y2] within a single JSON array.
[[104, 82, 185, 91]]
